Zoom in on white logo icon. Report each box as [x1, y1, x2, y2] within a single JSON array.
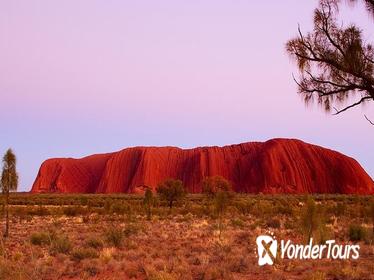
[[256, 235, 277, 266]]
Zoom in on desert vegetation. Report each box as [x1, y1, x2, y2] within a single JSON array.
[[0, 190, 371, 279]]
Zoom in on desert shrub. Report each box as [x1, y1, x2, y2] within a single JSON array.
[[275, 203, 293, 215], [233, 200, 253, 215], [105, 227, 123, 247], [30, 232, 50, 245], [82, 214, 90, 223], [63, 206, 85, 217], [212, 185, 234, 239], [202, 176, 232, 197], [30, 228, 57, 246], [123, 223, 141, 237], [79, 196, 88, 206], [197, 202, 214, 218], [12, 207, 28, 220], [335, 202, 346, 216], [100, 247, 115, 263], [227, 255, 249, 273], [349, 224, 366, 241], [87, 199, 97, 208], [273, 196, 296, 213], [252, 200, 275, 218], [265, 218, 281, 229], [84, 264, 100, 277], [156, 179, 186, 209], [363, 200, 374, 227], [231, 218, 245, 228], [317, 225, 332, 244], [110, 201, 130, 215], [71, 247, 99, 261], [143, 188, 154, 220], [50, 235, 71, 254], [203, 265, 230, 280], [306, 271, 326, 280], [300, 197, 328, 243], [85, 236, 104, 249], [144, 269, 177, 280], [33, 205, 50, 216], [284, 219, 296, 230]]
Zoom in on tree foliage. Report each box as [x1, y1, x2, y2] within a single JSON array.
[[202, 175, 232, 197], [156, 179, 186, 209], [300, 197, 329, 243], [202, 176, 234, 239], [1, 149, 18, 193], [287, 0, 374, 120], [143, 188, 154, 220], [1, 148, 18, 237]]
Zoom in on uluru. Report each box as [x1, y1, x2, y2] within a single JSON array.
[[31, 138, 374, 194]]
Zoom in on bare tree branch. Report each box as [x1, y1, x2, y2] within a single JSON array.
[[333, 96, 372, 114], [364, 114, 374, 125]]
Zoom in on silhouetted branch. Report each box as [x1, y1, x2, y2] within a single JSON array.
[[287, 0, 374, 115], [364, 114, 374, 125], [333, 96, 372, 114]]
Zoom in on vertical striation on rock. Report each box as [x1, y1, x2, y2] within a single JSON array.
[[30, 139, 374, 194]]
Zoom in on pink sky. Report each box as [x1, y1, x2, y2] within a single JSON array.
[[0, 0, 373, 191]]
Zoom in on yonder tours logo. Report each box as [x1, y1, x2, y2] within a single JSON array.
[[256, 235, 360, 266]]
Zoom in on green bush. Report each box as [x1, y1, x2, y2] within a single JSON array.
[[71, 247, 98, 261], [110, 202, 128, 215], [33, 205, 50, 216], [252, 200, 275, 218], [105, 227, 123, 247], [50, 235, 71, 254], [123, 223, 141, 237], [335, 203, 346, 216], [30, 232, 50, 245], [63, 206, 85, 216], [79, 196, 88, 206], [231, 218, 245, 228], [349, 224, 366, 241], [233, 200, 253, 215], [85, 237, 104, 249], [266, 218, 281, 229]]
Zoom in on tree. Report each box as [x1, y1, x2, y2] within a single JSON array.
[[300, 197, 328, 243], [143, 188, 154, 220], [1, 149, 18, 237], [301, 197, 318, 241], [156, 179, 186, 209], [286, 0, 374, 123], [370, 199, 374, 235], [202, 176, 232, 197], [350, 0, 374, 16], [202, 176, 234, 239]]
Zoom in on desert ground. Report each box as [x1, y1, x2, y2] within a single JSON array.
[[0, 194, 372, 280]]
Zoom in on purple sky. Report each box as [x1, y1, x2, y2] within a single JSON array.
[[1, 0, 373, 191]]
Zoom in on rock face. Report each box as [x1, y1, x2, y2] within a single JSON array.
[[31, 139, 374, 194]]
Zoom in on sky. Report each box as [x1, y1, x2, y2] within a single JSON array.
[[0, 0, 373, 192]]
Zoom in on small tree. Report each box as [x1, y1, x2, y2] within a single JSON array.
[[202, 175, 232, 197], [156, 179, 186, 209], [300, 196, 327, 243], [143, 188, 154, 220], [370, 200, 374, 235], [1, 149, 18, 237], [202, 176, 234, 239]]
